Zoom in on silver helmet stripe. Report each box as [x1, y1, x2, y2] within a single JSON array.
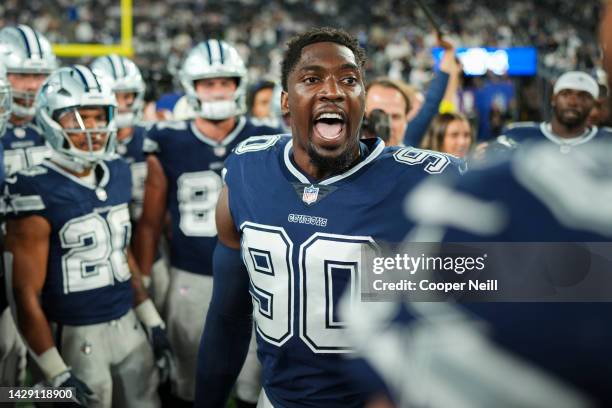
[[18, 24, 47, 59], [202, 41, 213, 65], [119, 56, 127, 76], [73, 65, 101, 92], [16, 25, 35, 58], [107, 55, 119, 79], [31, 27, 44, 58], [208, 39, 221, 64], [218, 39, 225, 64]]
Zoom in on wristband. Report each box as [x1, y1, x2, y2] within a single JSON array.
[[34, 347, 68, 381], [135, 298, 164, 328], [142, 275, 152, 290]]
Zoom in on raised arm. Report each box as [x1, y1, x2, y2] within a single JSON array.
[[403, 37, 457, 147], [194, 185, 253, 408]]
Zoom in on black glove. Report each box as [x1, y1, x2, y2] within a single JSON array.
[[51, 370, 96, 406], [145, 325, 174, 383]]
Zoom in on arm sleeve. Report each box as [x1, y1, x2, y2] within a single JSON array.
[[403, 71, 450, 147], [2, 175, 46, 219], [194, 241, 253, 408]]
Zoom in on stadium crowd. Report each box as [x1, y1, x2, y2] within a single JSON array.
[[0, 0, 603, 83]]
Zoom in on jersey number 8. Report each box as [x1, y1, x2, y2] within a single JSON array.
[[177, 171, 223, 237]]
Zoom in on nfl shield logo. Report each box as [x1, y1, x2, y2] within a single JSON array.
[[302, 185, 319, 205]]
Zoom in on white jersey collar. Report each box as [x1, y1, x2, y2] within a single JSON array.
[[45, 159, 110, 190], [190, 116, 246, 147], [540, 122, 598, 147], [283, 138, 384, 185]]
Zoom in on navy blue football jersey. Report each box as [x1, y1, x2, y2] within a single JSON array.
[[3, 158, 133, 325], [116, 125, 147, 221], [224, 135, 463, 408], [388, 142, 612, 405], [2, 123, 51, 176], [407, 141, 612, 241], [347, 300, 612, 407], [500, 121, 612, 154], [143, 117, 280, 275]]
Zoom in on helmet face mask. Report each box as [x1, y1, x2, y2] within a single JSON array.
[[37, 65, 118, 170], [179, 40, 247, 120], [0, 25, 58, 119], [55, 106, 114, 161], [90, 55, 145, 129]]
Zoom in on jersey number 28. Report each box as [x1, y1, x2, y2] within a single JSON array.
[[60, 204, 131, 294]]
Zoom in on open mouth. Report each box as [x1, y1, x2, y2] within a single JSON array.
[[563, 108, 580, 117], [313, 112, 346, 142], [14, 97, 35, 107]]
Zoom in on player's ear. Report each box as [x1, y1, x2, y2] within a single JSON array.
[[281, 90, 289, 116]]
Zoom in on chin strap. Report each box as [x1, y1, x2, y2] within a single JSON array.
[[198, 100, 237, 120]]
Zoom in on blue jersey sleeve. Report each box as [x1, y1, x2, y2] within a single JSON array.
[[142, 124, 162, 154], [223, 135, 285, 231], [142, 121, 189, 154], [403, 71, 449, 147], [222, 151, 242, 232], [405, 165, 509, 242], [2, 170, 47, 219], [195, 242, 253, 408]]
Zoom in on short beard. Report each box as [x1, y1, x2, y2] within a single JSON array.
[[307, 137, 360, 179], [554, 106, 589, 130]]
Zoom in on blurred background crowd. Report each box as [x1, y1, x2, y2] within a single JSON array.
[[0, 0, 605, 141]]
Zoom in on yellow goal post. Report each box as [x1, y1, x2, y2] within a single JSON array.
[[51, 0, 133, 57]]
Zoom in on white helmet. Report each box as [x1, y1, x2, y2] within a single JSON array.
[[179, 39, 247, 120], [0, 25, 58, 118], [90, 54, 145, 128], [0, 64, 12, 137], [36, 65, 118, 170]]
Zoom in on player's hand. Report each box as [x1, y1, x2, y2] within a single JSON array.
[[50, 370, 96, 406], [436, 32, 454, 50], [135, 298, 173, 383], [145, 325, 174, 384], [471, 141, 489, 162], [438, 34, 459, 74]]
